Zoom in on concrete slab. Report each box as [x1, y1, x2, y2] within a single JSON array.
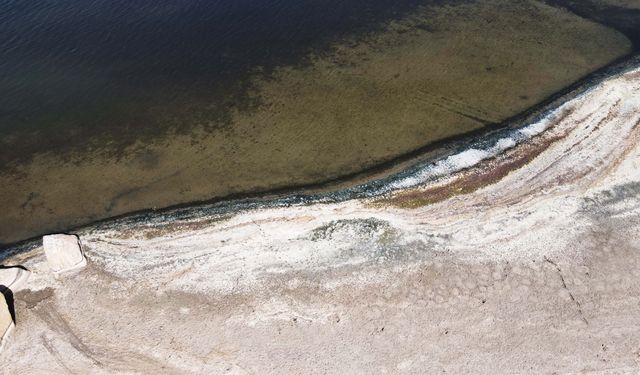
[[42, 234, 86, 275]]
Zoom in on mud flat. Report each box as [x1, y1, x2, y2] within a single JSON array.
[[0, 57, 639, 373]]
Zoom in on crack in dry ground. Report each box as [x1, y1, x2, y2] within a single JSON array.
[[544, 256, 589, 325]]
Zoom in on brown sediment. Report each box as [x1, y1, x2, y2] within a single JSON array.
[[375, 107, 579, 208], [587, 117, 640, 190], [116, 217, 225, 241], [373, 135, 562, 208]]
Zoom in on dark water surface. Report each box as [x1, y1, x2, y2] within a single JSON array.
[[1, 0, 639, 245], [0, 0, 435, 162]]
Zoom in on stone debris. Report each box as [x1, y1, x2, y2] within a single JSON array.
[[42, 234, 87, 275], [0, 292, 13, 352]]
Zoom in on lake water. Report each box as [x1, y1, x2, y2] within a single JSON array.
[[1, 0, 639, 245]]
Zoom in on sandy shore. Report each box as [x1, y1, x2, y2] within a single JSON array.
[[1, 65, 640, 373]]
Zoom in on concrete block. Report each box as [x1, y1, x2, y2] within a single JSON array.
[[43, 234, 87, 275]]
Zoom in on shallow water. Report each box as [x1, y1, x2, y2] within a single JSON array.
[[2, 0, 452, 162], [1, 0, 639, 244]]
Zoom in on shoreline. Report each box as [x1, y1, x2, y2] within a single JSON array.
[[2, 0, 637, 246], [2, 53, 639, 256], [1, 58, 639, 372]]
